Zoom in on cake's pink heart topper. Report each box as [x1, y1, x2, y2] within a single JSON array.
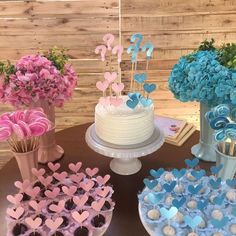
[[45, 187, 60, 199], [25, 217, 42, 229], [111, 82, 124, 93], [62, 185, 77, 196], [91, 198, 106, 212], [25, 186, 40, 199], [6, 206, 24, 220], [48, 162, 60, 172], [72, 211, 89, 224], [69, 162, 82, 173], [96, 175, 110, 185], [80, 179, 95, 192], [14, 180, 31, 192], [29, 200, 47, 212], [110, 97, 123, 107], [45, 217, 63, 231], [104, 72, 117, 84], [32, 168, 45, 178], [53, 171, 68, 182], [38, 176, 52, 187], [85, 167, 99, 177], [6, 193, 23, 205], [95, 186, 110, 198], [96, 80, 109, 92], [49, 200, 65, 213], [73, 194, 88, 208], [70, 173, 85, 184], [99, 96, 110, 106]]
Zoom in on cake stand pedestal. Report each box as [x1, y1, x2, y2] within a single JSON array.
[[85, 124, 164, 175]]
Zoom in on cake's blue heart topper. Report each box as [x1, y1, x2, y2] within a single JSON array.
[[147, 192, 164, 205], [160, 206, 178, 220], [143, 83, 156, 94], [150, 168, 165, 178], [172, 168, 186, 179], [142, 42, 154, 60], [211, 216, 229, 229], [126, 97, 139, 109], [140, 97, 153, 107], [185, 158, 199, 168], [197, 199, 208, 211], [226, 178, 236, 188], [191, 169, 206, 180], [163, 181, 177, 193], [184, 215, 203, 230], [143, 178, 158, 190], [209, 177, 222, 190], [210, 164, 223, 175], [188, 184, 203, 194], [213, 193, 225, 205], [128, 92, 141, 100], [172, 197, 186, 209], [134, 73, 147, 84]]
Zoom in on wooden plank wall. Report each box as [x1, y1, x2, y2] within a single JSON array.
[[0, 0, 236, 163]]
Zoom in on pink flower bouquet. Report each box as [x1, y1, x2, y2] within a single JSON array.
[[0, 108, 52, 153], [0, 48, 77, 107]]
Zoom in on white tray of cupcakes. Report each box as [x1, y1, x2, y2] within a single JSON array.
[[6, 162, 114, 236], [138, 158, 236, 236]]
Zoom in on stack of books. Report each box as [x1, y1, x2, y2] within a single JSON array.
[[155, 115, 196, 146]]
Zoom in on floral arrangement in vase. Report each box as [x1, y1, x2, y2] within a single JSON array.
[[0, 47, 78, 163], [168, 39, 236, 162], [206, 104, 236, 179], [0, 108, 52, 181]]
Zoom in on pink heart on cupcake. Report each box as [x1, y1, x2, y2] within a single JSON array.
[[53, 171, 68, 182], [70, 173, 85, 184], [96, 80, 109, 92], [85, 167, 99, 177], [6, 206, 24, 220], [96, 175, 111, 185], [72, 211, 89, 224], [110, 97, 123, 107], [32, 168, 45, 177], [91, 198, 106, 212], [111, 82, 124, 93], [29, 200, 47, 212], [6, 193, 23, 205], [69, 162, 82, 173], [45, 187, 60, 199], [14, 180, 31, 192], [25, 186, 40, 199], [62, 185, 77, 196], [99, 96, 111, 106], [73, 194, 88, 208], [80, 179, 95, 192], [45, 217, 63, 231], [38, 176, 52, 187], [95, 186, 110, 198], [48, 162, 60, 172], [49, 200, 65, 213], [25, 217, 42, 229], [104, 72, 117, 84]]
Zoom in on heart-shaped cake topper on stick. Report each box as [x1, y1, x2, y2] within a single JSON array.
[[104, 72, 117, 84], [6, 194, 23, 205], [72, 211, 90, 224], [49, 200, 65, 213], [32, 168, 45, 178], [29, 200, 46, 212], [62, 185, 77, 197], [38, 176, 52, 187], [6, 206, 24, 220], [73, 194, 88, 208], [185, 158, 199, 169], [14, 180, 31, 192], [45, 217, 63, 231], [70, 173, 85, 184], [80, 179, 95, 192], [91, 198, 106, 212], [96, 175, 110, 185], [25, 186, 40, 199], [86, 167, 99, 177], [160, 207, 178, 220], [95, 186, 110, 198], [53, 171, 68, 182], [48, 162, 60, 172], [45, 187, 60, 199], [184, 215, 203, 230], [69, 162, 82, 173], [25, 217, 42, 229]]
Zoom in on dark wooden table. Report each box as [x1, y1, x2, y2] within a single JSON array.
[[0, 123, 212, 236]]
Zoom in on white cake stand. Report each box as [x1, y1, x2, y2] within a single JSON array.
[[85, 124, 164, 175]]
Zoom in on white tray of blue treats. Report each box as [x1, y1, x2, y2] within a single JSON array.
[[138, 158, 236, 236]]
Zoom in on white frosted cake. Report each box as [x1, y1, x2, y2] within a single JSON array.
[[95, 96, 155, 145]]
